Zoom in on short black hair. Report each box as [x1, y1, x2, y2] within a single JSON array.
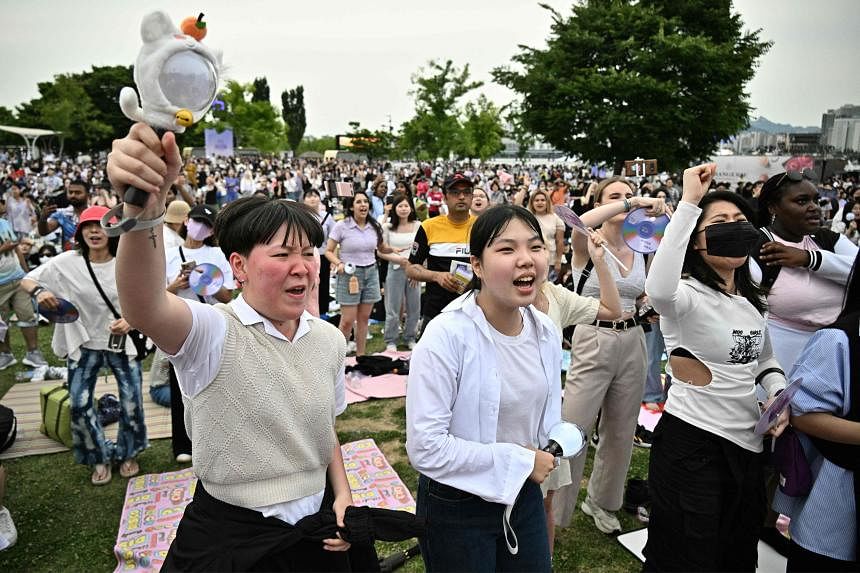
[[214, 196, 324, 258], [68, 179, 89, 191], [467, 205, 545, 291], [683, 191, 767, 314]]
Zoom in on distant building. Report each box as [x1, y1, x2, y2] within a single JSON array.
[[828, 118, 860, 152], [788, 132, 822, 154], [820, 104, 860, 150]]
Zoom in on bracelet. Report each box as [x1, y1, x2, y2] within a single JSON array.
[[623, 198, 632, 212], [100, 202, 165, 237], [30, 286, 45, 298]]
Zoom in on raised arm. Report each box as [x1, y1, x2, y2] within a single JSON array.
[[645, 164, 714, 319], [107, 123, 192, 355]]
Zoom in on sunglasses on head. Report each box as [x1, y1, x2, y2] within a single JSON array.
[[771, 169, 817, 190]]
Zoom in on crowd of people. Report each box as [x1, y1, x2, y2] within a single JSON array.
[[0, 137, 858, 571]]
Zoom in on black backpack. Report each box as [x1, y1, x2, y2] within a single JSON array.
[[751, 227, 841, 291], [346, 355, 410, 377], [0, 404, 16, 454]]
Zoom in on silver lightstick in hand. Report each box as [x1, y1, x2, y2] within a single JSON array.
[[102, 11, 221, 238]]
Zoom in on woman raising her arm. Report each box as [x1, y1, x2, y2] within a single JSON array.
[[643, 164, 788, 571]]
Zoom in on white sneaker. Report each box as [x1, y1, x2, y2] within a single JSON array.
[[581, 495, 621, 534], [23, 349, 48, 367], [0, 506, 17, 551], [366, 331, 373, 340], [385, 344, 397, 352], [407, 340, 417, 350], [346, 341, 357, 354], [175, 453, 192, 463], [0, 354, 16, 371]]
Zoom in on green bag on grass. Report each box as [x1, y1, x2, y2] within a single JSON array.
[[39, 383, 73, 448]]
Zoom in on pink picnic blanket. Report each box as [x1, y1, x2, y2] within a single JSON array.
[[345, 350, 410, 404], [113, 439, 415, 572]]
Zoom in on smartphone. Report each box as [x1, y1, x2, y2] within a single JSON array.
[[48, 191, 69, 209], [181, 260, 197, 274], [107, 333, 126, 351]]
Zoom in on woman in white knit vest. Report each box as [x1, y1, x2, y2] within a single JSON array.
[[107, 124, 353, 571]]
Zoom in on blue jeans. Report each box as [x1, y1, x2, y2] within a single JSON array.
[[149, 384, 171, 407], [383, 266, 420, 346], [67, 349, 148, 466], [643, 322, 671, 403], [417, 475, 551, 572]]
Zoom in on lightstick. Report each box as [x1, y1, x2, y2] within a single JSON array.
[[102, 11, 221, 243]]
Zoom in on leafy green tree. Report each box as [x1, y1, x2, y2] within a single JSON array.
[[0, 106, 21, 146], [297, 135, 336, 155], [344, 121, 395, 162], [281, 86, 306, 154], [493, 0, 771, 172], [204, 80, 286, 153], [504, 101, 536, 162], [399, 60, 482, 160], [458, 95, 505, 161], [16, 75, 112, 155], [252, 77, 270, 103]]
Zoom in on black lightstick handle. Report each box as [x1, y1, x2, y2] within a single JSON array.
[[124, 127, 168, 207]]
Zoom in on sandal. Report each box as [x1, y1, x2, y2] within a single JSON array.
[[91, 464, 112, 486], [643, 402, 664, 413], [119, 459, 140, 479]]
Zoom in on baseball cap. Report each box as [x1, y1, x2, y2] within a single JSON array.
[[188, 204, 217, 227], [443, 173, 474, 193], [74, 205, 113, 236], [165, 200, 191, 224]]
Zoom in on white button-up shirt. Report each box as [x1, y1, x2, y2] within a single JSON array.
[[406, 292, 562, 506]]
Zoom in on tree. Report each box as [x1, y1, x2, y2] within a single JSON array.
[[399, 60, 483, 160], [281, 86, 306, 154], [203, 80, 286, 153], [504, 101, 536, 162], [458, 96, 505, 161], [0, 106, 20, 146], [493, 0, 771, 172], [297, 135, 336, 155], [252, 77, 270, 103], [12, 65, 133, 154], [344, 121, 395, 162]]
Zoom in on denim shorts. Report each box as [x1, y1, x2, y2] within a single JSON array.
[[335, 264, 381, 306]]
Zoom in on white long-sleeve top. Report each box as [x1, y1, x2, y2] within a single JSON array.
[[406, 292, 562, 506], [644, 201, 786, 452]]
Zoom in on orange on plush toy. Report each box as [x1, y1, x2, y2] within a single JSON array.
[[180, 13, 207, 41]]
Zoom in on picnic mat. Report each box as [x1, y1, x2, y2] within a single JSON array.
[[616, 527, 787, 572], [345, 350, 410, 404], [113, 438, 416, 572], [0, 372, 171, 460]]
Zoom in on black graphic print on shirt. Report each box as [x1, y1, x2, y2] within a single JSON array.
[[728, 329, 762, 364]]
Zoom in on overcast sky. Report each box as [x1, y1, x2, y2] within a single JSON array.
[[1, 0, 857, 136]]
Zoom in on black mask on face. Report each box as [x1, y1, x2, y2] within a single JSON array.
[[695, 221, 759, 258]]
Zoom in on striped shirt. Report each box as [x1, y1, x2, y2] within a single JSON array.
[[409, 214, 475, 319], [773, 327, 857, 562]]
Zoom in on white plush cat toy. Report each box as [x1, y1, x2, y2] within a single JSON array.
[[119, 11, 222, 133]]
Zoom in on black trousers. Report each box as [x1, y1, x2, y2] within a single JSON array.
[[643, 413, 765, 572], [162, 482, 354, 572], [787, 541, 858, 572], [318, 256, 331, 315], [169, 364, 192, 458]]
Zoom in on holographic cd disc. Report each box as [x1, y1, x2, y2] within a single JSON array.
[[622, 208, 670, 253], [188, 263, 224, 296], [38, 297, 80, 323]]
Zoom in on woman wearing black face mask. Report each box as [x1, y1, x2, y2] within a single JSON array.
[[751, 170, 858, 376], [642, 165, 790, 572]]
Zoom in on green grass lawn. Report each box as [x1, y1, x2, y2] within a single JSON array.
[[0, 324, 649, 572]]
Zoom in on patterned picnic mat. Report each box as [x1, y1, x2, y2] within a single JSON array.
[[113, 438, 416, 572]]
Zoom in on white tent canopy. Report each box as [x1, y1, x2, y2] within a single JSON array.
[[0, 125, 62, 159]]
